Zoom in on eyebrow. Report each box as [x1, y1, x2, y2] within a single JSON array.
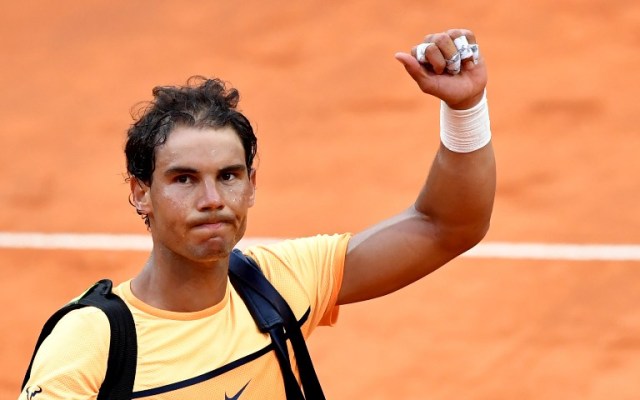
[[220, 164, 248, 174], [163, 164, 247, 176], [164, 166, 198, 177]]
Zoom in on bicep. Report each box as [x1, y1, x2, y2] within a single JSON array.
[[337, 207, 457, 305]]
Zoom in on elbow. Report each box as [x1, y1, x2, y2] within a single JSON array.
[[470, 220, 491, 248], [437, 219, 491, 256]]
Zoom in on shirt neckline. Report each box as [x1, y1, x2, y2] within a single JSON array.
[[119, 279, 232, 321]]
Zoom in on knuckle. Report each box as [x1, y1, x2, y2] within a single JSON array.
[[446, 28, 465, 39], [433, 34, 450, 47], [425, 43, 439, 56]]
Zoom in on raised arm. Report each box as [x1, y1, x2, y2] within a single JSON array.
[[338, 28, 496, 305]]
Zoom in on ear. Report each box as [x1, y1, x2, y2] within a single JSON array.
[[247, 168, 257, 207], [130, 177, 152, 214]]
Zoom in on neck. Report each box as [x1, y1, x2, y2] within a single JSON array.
[[131, 250, 230, 312]]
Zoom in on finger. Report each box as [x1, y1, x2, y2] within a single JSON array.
[[413, 32, 461, 75], [454, 36, 474, 61], [411, 42, 444, 73], [460, 30, 481, 66], [411, 42, 433, 64], [447, 29, 477, 45], [431, 32, 460, 75], [448, 29, 480, 69], [423, 33, 436, 44]]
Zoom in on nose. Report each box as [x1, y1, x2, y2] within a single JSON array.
[[197, 179, 224, 211]]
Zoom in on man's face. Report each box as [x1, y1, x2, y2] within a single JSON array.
[[133, 125, 256, 262]]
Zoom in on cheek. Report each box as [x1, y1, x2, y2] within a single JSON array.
[[224, 184, 255, 208], [153, 187, 189, 216], [238, 186, 256, 207]]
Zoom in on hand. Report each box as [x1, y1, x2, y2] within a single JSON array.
[[395, 28, 488, 109]]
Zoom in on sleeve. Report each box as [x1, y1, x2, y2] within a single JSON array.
[[244, 233, 351, 335], [19, 307, 110, 400]]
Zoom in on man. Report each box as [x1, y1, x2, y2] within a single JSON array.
[[20, 28, 495, 399]]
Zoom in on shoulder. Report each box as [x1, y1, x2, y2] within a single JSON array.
[[23, 306, 111, 398], [242, 234, 351, 328], [244, 233, 351, 274], [42, 306, 111, 355]]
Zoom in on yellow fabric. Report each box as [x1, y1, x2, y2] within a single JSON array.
[[20, 233, 350, 400]]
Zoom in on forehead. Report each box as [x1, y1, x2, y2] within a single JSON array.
[[155, 126, 245, 167]]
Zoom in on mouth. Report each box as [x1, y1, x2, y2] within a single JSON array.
[[190, 223, 232, 242], [194, 221, 226, 229], [190, 216, 234, 231]]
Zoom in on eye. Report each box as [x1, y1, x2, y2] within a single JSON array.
[[175, 175, 192, 184], [221, 172, 236, 182]]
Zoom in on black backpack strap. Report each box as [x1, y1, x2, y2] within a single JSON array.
[[22, 279, 137, 400], [229, 250, 326, 400]]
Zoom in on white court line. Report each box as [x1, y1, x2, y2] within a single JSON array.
[[0, 232, 639, 261], [463, 242, 640, 261], [0, 232, 279, 251]]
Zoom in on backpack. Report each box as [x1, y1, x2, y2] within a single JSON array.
[[21, 249, 325, 400]]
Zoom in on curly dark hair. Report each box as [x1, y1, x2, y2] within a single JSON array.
[[125, 76, 258, 226]]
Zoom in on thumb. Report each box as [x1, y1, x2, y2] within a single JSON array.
[[394, 52, 426, 82], [394, 52, 436, 94]]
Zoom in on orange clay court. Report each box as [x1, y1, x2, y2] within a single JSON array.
[[1, 1, 639, 399]]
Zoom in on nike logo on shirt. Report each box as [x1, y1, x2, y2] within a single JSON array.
[[225, 380, 250, 400]]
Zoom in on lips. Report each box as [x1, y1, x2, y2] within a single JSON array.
[[190, 222, 231, 240], [194, 222, 226, 229], [189, 215, 234, 230]]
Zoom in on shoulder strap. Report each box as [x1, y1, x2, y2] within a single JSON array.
[[22, 279, 137, 400], [229, 250, 326, 400]]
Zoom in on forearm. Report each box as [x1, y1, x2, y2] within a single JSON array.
[[416, 137, 496, 253]]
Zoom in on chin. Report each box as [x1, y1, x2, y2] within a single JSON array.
[[191, 238, 236, 261]]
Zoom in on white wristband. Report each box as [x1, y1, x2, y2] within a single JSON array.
[[440, 91, 491, 153]]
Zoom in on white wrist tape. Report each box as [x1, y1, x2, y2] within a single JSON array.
[[440, 91, 491, 153]]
